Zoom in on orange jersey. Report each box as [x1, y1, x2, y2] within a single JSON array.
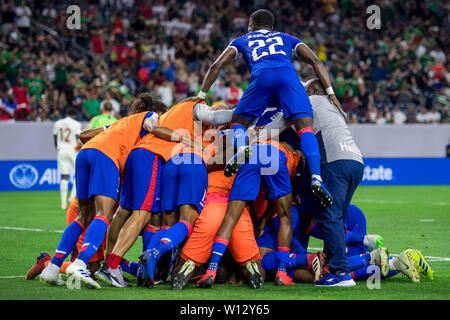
[[206, 170, 235, 196], [263, 140, 301, 178], [82, 112, 150, 172], [134, 101, 208, 162]]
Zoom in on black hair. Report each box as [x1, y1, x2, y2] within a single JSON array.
[[249, 9, 274, 29], [66, 107, 77, 117], [130, 93, 168, 115]]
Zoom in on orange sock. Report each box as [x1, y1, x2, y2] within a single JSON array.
[[44, 260, 71, 274]]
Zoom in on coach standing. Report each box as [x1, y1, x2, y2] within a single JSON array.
[[304, 78, 364, 287]]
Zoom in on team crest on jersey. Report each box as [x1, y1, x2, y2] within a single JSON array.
[[9, 164, 39, 189]]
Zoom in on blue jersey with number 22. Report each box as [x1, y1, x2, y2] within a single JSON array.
[[228, 30, 302, 74]]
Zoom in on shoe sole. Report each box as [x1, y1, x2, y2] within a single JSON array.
[[379, 248, 390, 277], [311, 184, 333, 208], [66, 268, 101, 289], [246, 261, 264, 289], [172, 261, 195, 291], [224, 147, 252, 177], [196, 276, 214, 288], [396, 252, 420, 283], [95, 270, 113, 286], [274, 277, 295, 286], [314, 279, 356, 287]]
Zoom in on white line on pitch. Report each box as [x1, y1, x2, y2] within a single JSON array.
[[0, 276, 25, 279], [355, 199, 450, 206], [0, 226, 63, 233]]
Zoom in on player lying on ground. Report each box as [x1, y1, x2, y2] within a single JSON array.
[[170, 170, 264, 290]]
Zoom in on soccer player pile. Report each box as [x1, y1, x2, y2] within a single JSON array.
[[27, 10, 433, 290]]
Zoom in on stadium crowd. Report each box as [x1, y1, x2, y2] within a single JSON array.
[[0, 0, 448, 124]]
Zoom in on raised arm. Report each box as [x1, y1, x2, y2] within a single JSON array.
[[197, 47, 237, 99], [296, 43, 341, 109]]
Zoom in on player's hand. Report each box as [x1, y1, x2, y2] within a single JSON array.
[[182, 96, 204, 103]]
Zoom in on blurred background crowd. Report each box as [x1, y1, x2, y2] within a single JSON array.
[[0, 0, 448, 124]]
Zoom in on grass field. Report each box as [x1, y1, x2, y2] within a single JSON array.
[[0, 186, 449, 300]]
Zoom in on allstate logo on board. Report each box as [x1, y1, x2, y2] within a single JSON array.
[[9, 164, 39, 189]]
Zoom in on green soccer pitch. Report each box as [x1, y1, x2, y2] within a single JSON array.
[[0, 186, 449, 300]]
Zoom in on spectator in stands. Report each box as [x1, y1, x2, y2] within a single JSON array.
[[392, 106, 407, 125], [405, 105, 417, 124], [416, 107, 430, 123], [428, 106, 442, 123], [81, 88, 100, 120]]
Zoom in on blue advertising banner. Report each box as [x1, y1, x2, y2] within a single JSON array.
[[0, 160, 74, 191], [0, 158, 449, 191], [360, 158, 450, 185]]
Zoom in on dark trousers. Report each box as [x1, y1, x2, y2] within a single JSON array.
[[314, 160, 364, 273]]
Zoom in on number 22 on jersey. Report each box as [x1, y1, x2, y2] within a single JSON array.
[[249, 36, 286, 61]]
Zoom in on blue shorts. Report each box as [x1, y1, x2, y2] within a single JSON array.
[[75, 149, 120, 200], [161, 153, 207, 214], [345, 204, 367, 256], [234, 67, 313, 121], [119, 148, 163, 212], [229, 143, 292, 201]]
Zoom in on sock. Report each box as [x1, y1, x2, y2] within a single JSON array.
[[51, 220, 84, 267], [146, 226, 169, 252], [142, 224, 160, 252], [106, 253, 123, 269], [346, 231, 365, 246], [261, 252, 278, 271], [288, 253, 308, 268], [153, 220, 193, 260], [297, 128, 321, 178], [77, 216, 109, 265], [208, 237, 229, 273], [347, 253, 372, 271], [45, 260, 71, 274], [350, 266, 375, 280], [60, 179, 68, 206], [121, 259, 141, 277], [69, 181, 76, 201], [230, 123, 248, 149], [277, 247, 290, 273], [290, 237, 306, 254]]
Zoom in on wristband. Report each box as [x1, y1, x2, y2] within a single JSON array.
[[325, 86, 334, 95], [197, 91, 207, 99]]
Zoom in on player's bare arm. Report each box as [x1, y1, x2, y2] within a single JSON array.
[[295, 43, 342, 109]]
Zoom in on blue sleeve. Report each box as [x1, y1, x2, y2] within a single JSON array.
[[140, 111, 156, 138], [228, 37, 243, 54]]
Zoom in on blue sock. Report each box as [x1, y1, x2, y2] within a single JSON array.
[[347, 253, 372, 271], [261, 252, 278, 271], [51, 220, 84, 267], [310, 224, 324, 240], [346, 231, 365, 246], [298, 129, 321, 178], [290, 237, 307, 254], [288, 253, 308, 268], [351, 266, 375, 280], [230, 123, 248, 149], [277, 247, 290, 273], [121, 260, 141, 277], [142, 225, 159, 252], [146, 227, 169, 252], [77, 217, 109, 265], [153, 221, 192, 260], [208, 237, 229, 273]]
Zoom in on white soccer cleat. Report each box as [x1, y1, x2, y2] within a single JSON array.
[[40, 262, 65, 286], [66, 259, 101, 289], [369, 247, 390, 277], [393, 250, 420, 283], [364, 235, 384, 251]]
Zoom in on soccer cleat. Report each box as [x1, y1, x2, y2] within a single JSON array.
[[95, 263, 131, 288], [27, 252, 51, 280], [39, 262, 65, 286], [306, 252, 328, 282], [393, 250, 420, 283], [311, 176, 333, 208], [364, 235, 384, 251], [406, 249, 433, 280], [195, 270, 216, 288], [224, 145, 252, 177], [370, 247, 390, 277], [172, 260, 196, 291], [66, 259, 101, 289], [138, 251, 154, 288], [245, 260, 264, 289], [314, 272, 356, 287], [274, 271, 295, 286]]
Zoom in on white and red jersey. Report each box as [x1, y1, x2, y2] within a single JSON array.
[[53, 117, 82, 151]]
